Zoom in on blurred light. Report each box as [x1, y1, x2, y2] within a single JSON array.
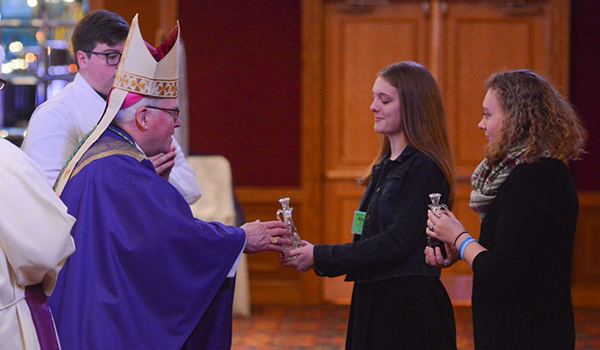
[[64, 0, 75, 2], [0, 130, 8, 139], [2, 63, 14, 74], [25, 53, 37, 63], [9, 42, 24, 53], [27, 0, 37, 8], [36, 31, 46, 42], [68, 64, 78, 73], [9, 59, 29, 70], [48, 66, 71, 75]]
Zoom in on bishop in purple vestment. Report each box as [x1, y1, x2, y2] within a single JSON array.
[[48, 15, 290, 350]]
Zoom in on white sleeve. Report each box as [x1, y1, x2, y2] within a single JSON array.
[[168, 136, 202, 204], [0, 140, 76, 295], [21, 102, 79, 187], [227, 235, 247, 277]]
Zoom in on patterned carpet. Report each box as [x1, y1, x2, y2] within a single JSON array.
[[232, 305, 600, 350]]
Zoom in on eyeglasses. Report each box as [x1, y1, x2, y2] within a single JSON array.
[[145, 106, 180, 122], [82, 50, 122, 66], [0, 79, 6, 91]]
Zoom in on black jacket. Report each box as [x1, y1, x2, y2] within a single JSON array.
[[313, 146, 450, 282], [472, 158, 577, 349]]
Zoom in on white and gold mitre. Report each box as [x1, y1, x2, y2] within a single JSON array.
[[114, 14, 179, 97], [54, 14, 180, 196]]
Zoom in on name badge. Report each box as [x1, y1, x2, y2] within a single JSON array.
[[351, 211, 366, 235]]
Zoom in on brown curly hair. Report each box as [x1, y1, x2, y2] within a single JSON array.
[[484, 70, 587, 167]]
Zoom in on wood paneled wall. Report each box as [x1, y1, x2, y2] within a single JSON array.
[[93, 0, 600, 307], [235, 188, 321, 305], [310, 0, 573, 304], [572, 193, 600, 308]]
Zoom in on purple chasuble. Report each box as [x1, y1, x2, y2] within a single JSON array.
[[49, 128, 246, 349]]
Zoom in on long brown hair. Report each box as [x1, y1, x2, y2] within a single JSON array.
[[484, 70, 587, 166], [359, 61, 455, 206]]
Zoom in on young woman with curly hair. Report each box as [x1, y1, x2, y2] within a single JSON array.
[[425, 70, 587, 349]]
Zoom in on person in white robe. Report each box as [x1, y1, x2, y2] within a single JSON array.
[[0, 45, 76, 350]]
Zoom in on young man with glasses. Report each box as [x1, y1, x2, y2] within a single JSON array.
[[21, 10, 202, 204]]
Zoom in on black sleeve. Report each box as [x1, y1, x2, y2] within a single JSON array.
[[471, 164, 556, 295], [314, 156, 449, 277]]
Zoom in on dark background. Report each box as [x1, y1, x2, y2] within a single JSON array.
[[180, 1, 301, 187]]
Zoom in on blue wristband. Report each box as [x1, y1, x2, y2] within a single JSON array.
[[459, 237, 476, 260]]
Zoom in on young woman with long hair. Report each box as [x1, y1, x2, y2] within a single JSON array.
[[284, 61, 457, 349]]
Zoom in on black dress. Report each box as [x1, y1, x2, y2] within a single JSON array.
[[313, 147, 457, 350], [472, 159, 578, 349]]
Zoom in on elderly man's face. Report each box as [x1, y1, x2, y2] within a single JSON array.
[[142, 98, 181, 156]]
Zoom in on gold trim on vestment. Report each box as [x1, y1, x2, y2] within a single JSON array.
[[70, 140, 146, 179]]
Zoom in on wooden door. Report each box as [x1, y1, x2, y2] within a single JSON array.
[[441, 1, 565, 176], [438, 0, 569, 278], [322, 1, 430, 304], [318, 0, 571, 305]]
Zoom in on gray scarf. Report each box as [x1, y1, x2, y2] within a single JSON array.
[[470, 148, 527, 220]]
